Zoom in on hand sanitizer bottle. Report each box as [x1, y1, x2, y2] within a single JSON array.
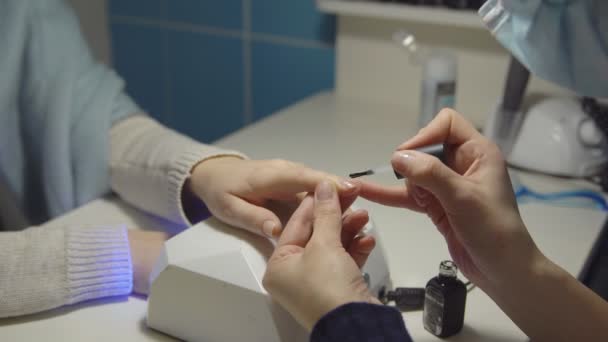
[[420, 51, 457, 127], [393, 31, 458, 128]]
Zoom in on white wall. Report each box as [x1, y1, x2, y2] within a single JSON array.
[[67, 0, 111, 65], [335, 16, 570, 126]]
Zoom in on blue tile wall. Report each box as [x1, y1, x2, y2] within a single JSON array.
[[111, 23, 166, 123], [109, 0, 164, 20], [166, 0, 243, 30], [252, 42, 334, 120], [167, 31, 244, 143], [252, 1, 336, 44], [109, 1, 336, 142]]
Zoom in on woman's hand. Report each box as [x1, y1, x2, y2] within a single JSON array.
[[263, 181, 379, 331], [190, 157, 360, 238], [359, 109, 542, 291], [361, 109, 608, 342]]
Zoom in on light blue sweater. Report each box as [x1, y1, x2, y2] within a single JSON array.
[[0, 0, 139, 223]]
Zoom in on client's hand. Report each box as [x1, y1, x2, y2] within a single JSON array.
[[190, 157, 360, 238], [263, 181, 379, 331], [128, 230, 169, 295]]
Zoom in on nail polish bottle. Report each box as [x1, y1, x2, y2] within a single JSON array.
[[423, 260, 467, 338]]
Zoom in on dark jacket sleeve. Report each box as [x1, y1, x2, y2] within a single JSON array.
[[310, 302, 413, 342]]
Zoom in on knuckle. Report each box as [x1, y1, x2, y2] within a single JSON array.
[[415, 157, 439, 179], [482, 138, 501, 154], [480, 139, 508, 166], [218, 198, 235, 218], [290, 161, 306, 170], [292, 165, 308, 181], [437, 107, 459, 120], [250, 163, 281, 185], [315, 204, 341, 221], [269, 159, 292, 170], [492, 147, 507, 166], [495, 153, 508, 170], [262, 272, 276, 291], [316, 204, 339, 217], [452, 185, 478, 206]]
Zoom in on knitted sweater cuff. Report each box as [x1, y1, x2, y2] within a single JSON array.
[[65, 226, 133, 304]]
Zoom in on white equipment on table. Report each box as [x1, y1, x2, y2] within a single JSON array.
[[146, 216, 392, 342], [484, 57, 608, 178], [486, 96, 608, 178]]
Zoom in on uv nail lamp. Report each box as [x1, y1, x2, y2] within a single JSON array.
[[146, 217, 392, 342]]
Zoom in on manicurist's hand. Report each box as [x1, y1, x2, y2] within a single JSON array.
[[359, 108, 540, 290], [190, 157, 360, 238], [263, 181, 379, 331], [361, 109, 608, 341]]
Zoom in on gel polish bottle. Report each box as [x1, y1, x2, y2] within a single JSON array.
[[423, 260, 467, 338]]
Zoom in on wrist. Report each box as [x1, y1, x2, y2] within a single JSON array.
[[485, 246, 558, 303], [520, 253, 565, 291], [479, 218, 542, 289], [310, 288, 381, 331], [189, 156, 243, 195]]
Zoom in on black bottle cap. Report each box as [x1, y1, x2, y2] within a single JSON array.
[[394, 144, 446, 179], [439, 260, 458, 278]]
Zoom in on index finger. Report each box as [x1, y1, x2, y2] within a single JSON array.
[[251, 161, 360, 198], [398, 108, 481, 150], [358, 180, 424, 212]]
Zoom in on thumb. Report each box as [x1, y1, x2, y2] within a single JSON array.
[[311, 181, 343, 246], [391, 150, 462, 207], [221, 196, 283, 238]]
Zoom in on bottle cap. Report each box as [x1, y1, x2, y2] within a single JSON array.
[[439, 260, 458, 278]]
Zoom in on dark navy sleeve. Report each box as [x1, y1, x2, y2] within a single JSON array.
[[310, 302, 413, 342]]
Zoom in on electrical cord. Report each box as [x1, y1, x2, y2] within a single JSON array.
[[515, 185, 608, 211], [382, 280, 477, 312], [509, 168, 608, 211]]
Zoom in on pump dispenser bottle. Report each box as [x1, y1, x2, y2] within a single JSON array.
[[419, 51, 457, 127], [393, 31, 458, 128]]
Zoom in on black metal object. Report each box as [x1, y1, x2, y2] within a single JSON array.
[[491, 56, 531, 155], [581, 98, 608, 192], [579, 98, 608, 299], [579, 217, 608, 301]]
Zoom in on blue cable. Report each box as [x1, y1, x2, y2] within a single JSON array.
[[515, 186, 608, 211]]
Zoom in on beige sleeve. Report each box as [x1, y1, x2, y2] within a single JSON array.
[[0, 225, 132, 318], [109, 115, 246, 225]]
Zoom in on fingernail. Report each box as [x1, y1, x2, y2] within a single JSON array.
[[262, 220, 277, 237], [392, 151, 415, 169], [316, 180, 334, 201], [340, 179, 358, 192]]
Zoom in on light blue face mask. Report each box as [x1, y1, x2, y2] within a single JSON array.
[[479, 0, 608, 98]]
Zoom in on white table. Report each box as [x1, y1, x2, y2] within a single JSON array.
[[1, 92, 605, 341]]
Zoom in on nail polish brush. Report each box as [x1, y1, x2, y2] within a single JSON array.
[[349, 144, 445, 180]]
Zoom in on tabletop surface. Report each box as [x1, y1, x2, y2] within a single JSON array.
[[1, 92, 605, 341]]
